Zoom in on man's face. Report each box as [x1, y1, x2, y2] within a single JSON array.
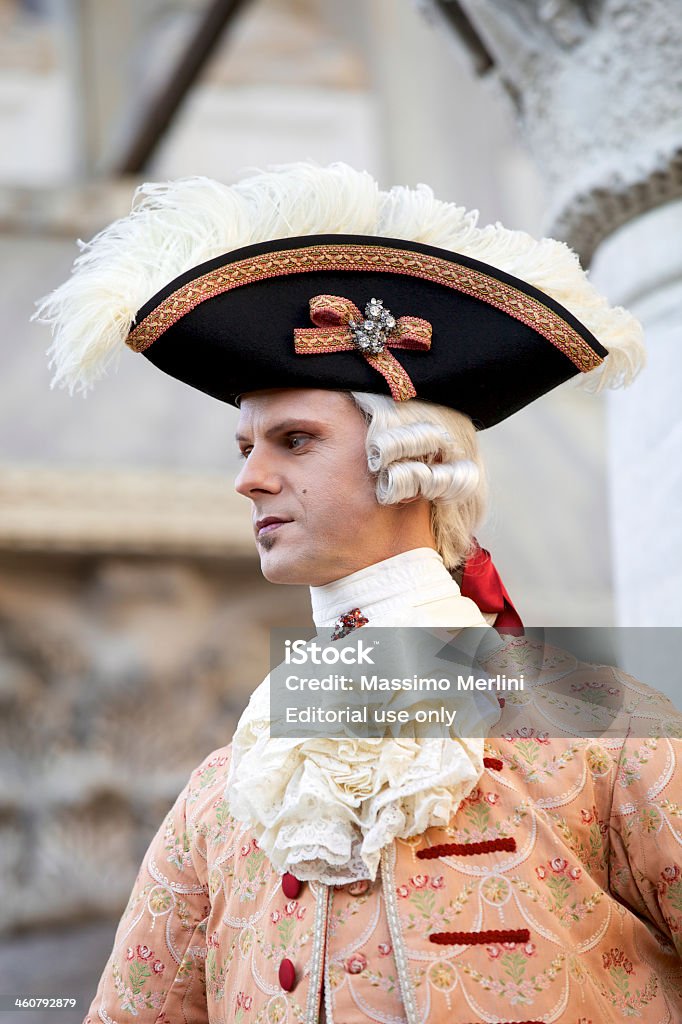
[[234, 389, 407, 586]]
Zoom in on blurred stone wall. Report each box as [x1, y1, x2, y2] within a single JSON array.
[[0, 548, 310, 934]]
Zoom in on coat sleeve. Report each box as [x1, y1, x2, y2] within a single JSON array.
[[83, 750, 228, 1024], [609, 696, 682, 956]]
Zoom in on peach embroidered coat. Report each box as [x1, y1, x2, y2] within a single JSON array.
[[85, 639, 682, 1024]]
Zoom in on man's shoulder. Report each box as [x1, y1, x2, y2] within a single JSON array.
[[485, 635, 682, 739], [185, 742, 234, 803]]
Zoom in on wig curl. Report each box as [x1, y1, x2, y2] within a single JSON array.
[[349, 391, 486, 569]]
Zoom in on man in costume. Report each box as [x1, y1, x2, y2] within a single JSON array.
[[38, 164, 682, 1023]]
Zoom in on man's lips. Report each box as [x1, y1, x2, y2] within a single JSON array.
[[255, 516, 293, 537]]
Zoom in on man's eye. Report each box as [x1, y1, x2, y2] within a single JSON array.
[[239, 447, 252, 459], [289, 435, 309, 449]]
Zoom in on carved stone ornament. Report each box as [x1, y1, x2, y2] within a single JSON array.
[[424, 0, 682, 262]]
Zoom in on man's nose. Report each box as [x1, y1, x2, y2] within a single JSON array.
[[234, 445, 282, 497]]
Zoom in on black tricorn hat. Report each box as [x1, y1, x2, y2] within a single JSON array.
[[37, 164, 644, 429]]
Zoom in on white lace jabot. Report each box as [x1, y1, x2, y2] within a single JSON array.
[[226, 547, 500, 884]]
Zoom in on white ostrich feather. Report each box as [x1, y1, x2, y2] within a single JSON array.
[[35, 162, 644, 396]]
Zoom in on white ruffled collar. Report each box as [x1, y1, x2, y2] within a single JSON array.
[[227, 547, 499, 884]]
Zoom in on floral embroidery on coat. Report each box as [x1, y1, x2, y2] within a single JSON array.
[[84, 642, 682, 1023]]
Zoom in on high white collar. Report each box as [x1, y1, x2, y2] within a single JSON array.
[[309, 546, 490, 629]]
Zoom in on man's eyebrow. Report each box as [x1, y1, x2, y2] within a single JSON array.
[[235, 419, 329, 443]]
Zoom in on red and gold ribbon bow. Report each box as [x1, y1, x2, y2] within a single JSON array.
[[293, 294, 432, 401]]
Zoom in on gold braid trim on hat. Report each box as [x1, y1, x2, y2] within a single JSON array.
[[126, 243, 604, 374]]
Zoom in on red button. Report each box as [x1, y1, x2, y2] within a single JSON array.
[[279, 957, 296, 992], [282, 872, 301, 899]]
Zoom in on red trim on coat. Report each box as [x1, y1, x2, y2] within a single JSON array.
[[429, 927, 530, 945], [417, 837, 516, 858]]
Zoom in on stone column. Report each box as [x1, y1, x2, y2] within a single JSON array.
[[590, 200, 682, 625], [423, 0, 682, 623]]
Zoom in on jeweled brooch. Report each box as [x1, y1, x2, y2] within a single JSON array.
[[348, 298, 397, 355], [331, 607, 369, 641]]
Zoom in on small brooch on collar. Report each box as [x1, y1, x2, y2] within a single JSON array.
[[331, 608, 369, 641]]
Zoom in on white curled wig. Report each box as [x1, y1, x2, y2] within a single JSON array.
[[349, 391, 486, 570]]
